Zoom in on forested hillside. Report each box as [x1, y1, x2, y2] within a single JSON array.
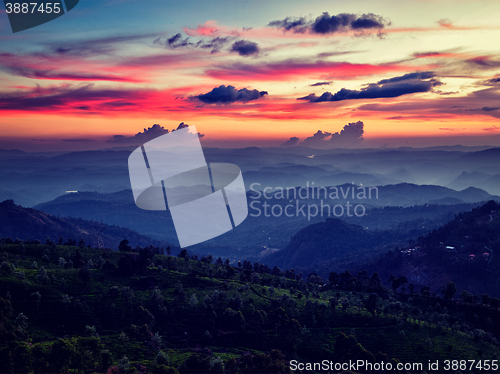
[[1, 239, 500, 373]]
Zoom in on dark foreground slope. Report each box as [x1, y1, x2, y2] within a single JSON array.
[[1, 242, 500, 373]]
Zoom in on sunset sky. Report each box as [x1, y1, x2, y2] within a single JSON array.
[[1, 0, 500, 151]]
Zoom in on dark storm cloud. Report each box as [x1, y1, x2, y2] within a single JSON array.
[[230, 40, 259, 56], [176, 122, 189, 130], [486, 77, 500, 84], [310, 81, 333, 87], [350, 14, 387, 29], [267, 17, 309, 32], [281, 137, 300, 147], [298, 72, 442, 102], [167, 33, 193, 48], [198, 37, 232, 53], [167, 33, 182, 46], [195, 85, 268, 104], [312, 13, 357, 34], [377, 71, 436, 84], [268, 12, 389, 34], [156, 34, 235, 54]]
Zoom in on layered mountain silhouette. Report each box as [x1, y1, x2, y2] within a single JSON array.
[[364, 200, 500, 296], [0, 199, 167, 250], [275, 218, 383, 270]]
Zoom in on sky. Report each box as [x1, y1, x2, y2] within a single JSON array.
[[1, 0, 500, 151]]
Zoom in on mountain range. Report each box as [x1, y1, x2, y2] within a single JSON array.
[[0, 199, 169, 250]]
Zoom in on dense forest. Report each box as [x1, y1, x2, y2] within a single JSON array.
[[1, 236, 500, 373]]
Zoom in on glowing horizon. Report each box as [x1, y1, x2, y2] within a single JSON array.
[[1, 0, 500, 151]]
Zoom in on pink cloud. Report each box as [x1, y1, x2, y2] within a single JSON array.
[[206, 60, 431, 82], [183, 20, 240, 37]]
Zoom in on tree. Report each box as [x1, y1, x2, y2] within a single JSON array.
[[481, 293, 490, 305], [61, 294, 71, 311], [156, 350, 170, 366], [37, 267, 48, 284], [31, 291, 41, 310], [118, 256, 133, 276], [118, 355, 130, 373], [15, 312, 28, 331], [189, 293, 198, 308], [389, 275, 408, 292], [460, 290, 474, 304], [442, 282, 457, 300], [178, 249, 189, 260], [0, 261, 11, 275], [79, 266, 91, 285], [364, 293, 379, 316], [490, 297, 500, 308], [73, 250, 86, 268], [368, 272, 382, 292], [118, 239, 132, 252], [209, 356, 225, 373], [150, 331, 163, 350], [13, 341, 32, 373], [174, 281, 186, 303], [85, 325, 97, 337]]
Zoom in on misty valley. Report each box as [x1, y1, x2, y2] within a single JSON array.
[[1, 145, 500, 373]]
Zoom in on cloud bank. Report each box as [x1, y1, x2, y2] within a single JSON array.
[[268, 12, 390, 35], [298, 72, 441, 102], [281, 136, 300, 147], [108, 123, 203, 144], [284, 121, 364, 149], [195, 85, 268, 104]]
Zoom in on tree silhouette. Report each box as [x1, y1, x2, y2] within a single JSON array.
[[442, 282, 457, 300], [118, 239, 132, 252]]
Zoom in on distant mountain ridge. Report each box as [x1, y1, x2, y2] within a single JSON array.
[[0, 199, 168, 250], [33, 183, 499, 254], [448, 171, 500, 196], [1, 146, 500, 206]]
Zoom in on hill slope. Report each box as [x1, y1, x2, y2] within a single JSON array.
[[0, 243, 499, 373], [0, 199, 168, 250], [366, 200, 500, 297]]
